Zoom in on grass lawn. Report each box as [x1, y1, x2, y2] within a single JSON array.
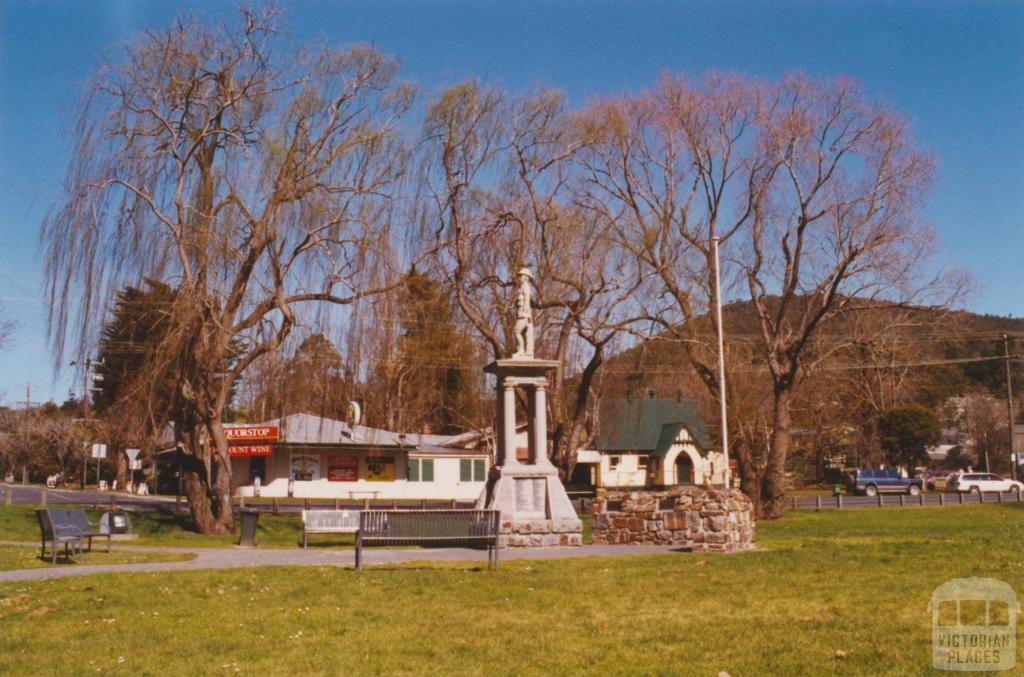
[[0, 546, 195, 571], [1, 504, 1021, 675], [0, 505, 594, 550]]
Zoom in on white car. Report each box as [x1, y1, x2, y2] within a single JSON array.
[[949, 473, 1024, 494]]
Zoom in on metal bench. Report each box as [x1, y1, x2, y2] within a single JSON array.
[[355, 509, 501, 571], [35, 509, 85, 564], [301, 509, 360, 548], [39, 509, 112, 562]]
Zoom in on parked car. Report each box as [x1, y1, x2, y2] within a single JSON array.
[[948, 473, 1024, 494], [847, 469, 923, 497]]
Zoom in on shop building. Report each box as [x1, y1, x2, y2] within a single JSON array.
[[228, 413, 491, 500]]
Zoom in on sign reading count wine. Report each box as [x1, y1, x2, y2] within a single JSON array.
[[225, 425, 279, 457]]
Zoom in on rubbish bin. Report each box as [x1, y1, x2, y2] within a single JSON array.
[[238, 508, 260, 547], [832, 484, 842, 497]]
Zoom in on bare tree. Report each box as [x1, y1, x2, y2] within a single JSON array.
[[41, 8, 412, 532], [0, 301, 15, 351], [576, 73, 960, 516], [421, 81, 650, 475]]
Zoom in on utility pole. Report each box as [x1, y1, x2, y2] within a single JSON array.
[[74, 357, 97, 490], [712, 236, 731, 489], [1005, 335, 1017, 482], [23, 383, 30, 484]]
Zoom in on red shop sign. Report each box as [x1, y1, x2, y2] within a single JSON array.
[[228, 444, 274, 457], [225, 425, 279, 443]]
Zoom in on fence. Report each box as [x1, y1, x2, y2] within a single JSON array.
[[791, 491, 1023, 511]]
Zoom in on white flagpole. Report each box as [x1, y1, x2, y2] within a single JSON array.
[[712, 236, 731, 489]]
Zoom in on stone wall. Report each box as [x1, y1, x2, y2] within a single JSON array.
[[590, 487, 755, 552]]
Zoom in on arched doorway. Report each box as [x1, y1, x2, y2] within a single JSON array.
[[675, 454, 694, 485]]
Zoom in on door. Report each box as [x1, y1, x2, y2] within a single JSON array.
[[675, 454, 694, 485]]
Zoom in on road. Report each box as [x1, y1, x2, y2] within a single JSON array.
[[0, 484, 174, 511]]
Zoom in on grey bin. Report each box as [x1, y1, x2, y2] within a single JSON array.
[[100, 511, 131, 535], [238, 508, 260, 547]]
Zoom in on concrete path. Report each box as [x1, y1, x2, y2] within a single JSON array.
[[0, 541, 684, 583]]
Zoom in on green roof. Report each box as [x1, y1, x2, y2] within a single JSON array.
[[593, 398, 712, 456]]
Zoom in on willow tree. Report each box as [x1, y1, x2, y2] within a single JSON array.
[[42, 8, 412, 532], [577, 73, 958, 516]]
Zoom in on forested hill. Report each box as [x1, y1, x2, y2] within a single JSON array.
[[598, 301, 1024, 405]]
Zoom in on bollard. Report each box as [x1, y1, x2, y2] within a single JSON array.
[[792, 496, 798, 511], [1018, 490, 1023, 503], [272, 497, 279, 515], [958, 492, 964, 505], [4, 486, 11, 505], [939, 493, 945, 506], [899, 495, 905, 507], [979, 492, 984, 504], [997, 491, 1003, 504], [836, 495, 842, 509], [815, 496, 821, 511], [878, 494, 884, 507], [919, 493, 925, 506], [40, 489, 47, 506]]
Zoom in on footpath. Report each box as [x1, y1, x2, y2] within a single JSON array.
[[0, 541, 683, 582]]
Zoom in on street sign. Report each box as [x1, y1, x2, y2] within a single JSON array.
[[91, 443, 107, 459], [125, 448, 141, 461]]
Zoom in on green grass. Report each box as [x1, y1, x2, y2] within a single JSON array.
[[0, 506, 594, 550], [0, 546, 194, 571], [0, 506, 349, 549], [1, 504, 1021, 675]]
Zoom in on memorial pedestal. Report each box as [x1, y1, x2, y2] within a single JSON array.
[[477, 358, 583, 547]]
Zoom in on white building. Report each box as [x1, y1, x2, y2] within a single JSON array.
[[574, 398, 725, 488], [227, 413, 491, 501]]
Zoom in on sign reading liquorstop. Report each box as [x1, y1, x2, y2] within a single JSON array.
[[224, 425, 279, 442]]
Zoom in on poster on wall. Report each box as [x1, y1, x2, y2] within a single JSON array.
[[290, 454, 321, 481], [365, 455, 395, 482], [327, 454, 358, 481]]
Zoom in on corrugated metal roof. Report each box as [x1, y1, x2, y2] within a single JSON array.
[[593, 399, 712, 456]]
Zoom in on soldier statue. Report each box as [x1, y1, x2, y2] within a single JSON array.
[[513, 268, 534, 358]]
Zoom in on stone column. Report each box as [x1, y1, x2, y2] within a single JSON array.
[[534, 383, 548, 466], [503, 382, 518, 466]]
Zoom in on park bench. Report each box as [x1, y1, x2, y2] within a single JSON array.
[[355, 509, 501, 571], [301, 509, 360, 548], [35, 509, 83, 564], [35, 509, 112, 564]]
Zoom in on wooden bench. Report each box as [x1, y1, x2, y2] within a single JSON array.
[[355, 509, 501, 571], [35, 509, 84, 564], [301, 509, 360, 548]]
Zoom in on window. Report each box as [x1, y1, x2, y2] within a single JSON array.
[[608, 455, 621, 471], [407, 458, 434, 482], [460, 458, 486, 482]]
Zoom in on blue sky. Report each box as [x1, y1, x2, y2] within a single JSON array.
[[1, 0, 1022, 406]]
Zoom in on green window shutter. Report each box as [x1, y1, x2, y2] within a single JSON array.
[[407, 459, 419, 482], [473, 459, 486, 482], [422, 459, 434, 482], [460, 458, 471, 482]]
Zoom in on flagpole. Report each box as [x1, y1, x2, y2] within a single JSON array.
[[712, 236, 730, 489]]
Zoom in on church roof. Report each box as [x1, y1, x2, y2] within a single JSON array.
[[593, 398, 712, 456]]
